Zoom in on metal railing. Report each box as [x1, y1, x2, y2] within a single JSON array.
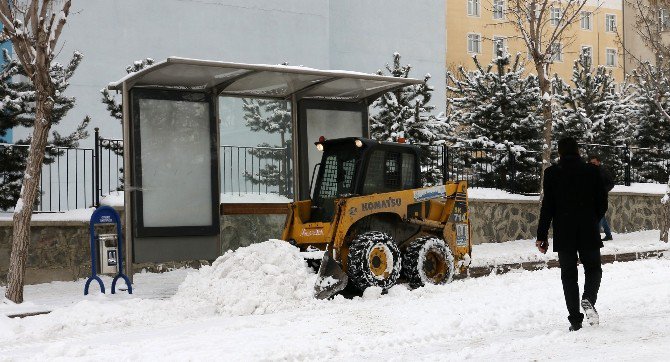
[[430, 143, 670, 193], [425, 145, 543, 194], [220, 144, 292, 197], [0, 143, 94, 212], [94, 128, 124, 206], [2, 136, 670, 212]]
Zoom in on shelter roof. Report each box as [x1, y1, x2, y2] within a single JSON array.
[[108, 57, 423, 102]]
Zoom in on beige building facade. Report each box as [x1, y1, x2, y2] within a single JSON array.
[[621, 0, 670, 73], [446, 0, 625, 82]]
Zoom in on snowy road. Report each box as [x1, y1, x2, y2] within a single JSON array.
[[1, 241, 668, 361]]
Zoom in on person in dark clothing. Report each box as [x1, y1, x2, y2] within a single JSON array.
[[588, 154, 615, 241], [536, 137, 609, 331]]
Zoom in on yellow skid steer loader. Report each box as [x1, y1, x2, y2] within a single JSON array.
[[282, 137, 471, 299]]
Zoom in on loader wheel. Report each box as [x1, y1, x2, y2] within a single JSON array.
[[347, 231, 401, 292], [402, 236, 454, 288]]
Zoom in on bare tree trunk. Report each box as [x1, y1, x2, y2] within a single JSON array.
[[661, 177, 670, 243], [5, 90, 53, 303], [660, 201, 670, 243], [536, 63, 552, 197]]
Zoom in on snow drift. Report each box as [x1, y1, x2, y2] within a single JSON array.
[[173, 239, 317, 315], [0, 240, 317, 342]]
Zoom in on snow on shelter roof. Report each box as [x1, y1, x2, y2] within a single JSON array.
[[108, 57, 423, 102]]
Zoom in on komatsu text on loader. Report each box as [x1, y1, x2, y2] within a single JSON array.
[[282, 137, 472, 299]]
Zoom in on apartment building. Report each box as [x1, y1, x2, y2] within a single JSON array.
[[621, 0, 670, 72], [446, 0, 624, 82]]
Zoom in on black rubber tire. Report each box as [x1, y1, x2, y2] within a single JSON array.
[[402, 236, 454, 289], [347, 231, 402, 292]]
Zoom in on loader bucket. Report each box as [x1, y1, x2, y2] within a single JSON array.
[[314, 247, 348, 299]]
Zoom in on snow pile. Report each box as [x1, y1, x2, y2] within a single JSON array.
[[0, 207, 94, 222], [0, 241, 317, 344], [173, 240, 316, 316], [220, 192, 292, 204], [468, 187, 539, 201], [100, 191, 124, 207], [611, 183, 666, 195]]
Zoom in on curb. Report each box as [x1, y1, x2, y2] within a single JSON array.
[[456, 248, 668, 280]]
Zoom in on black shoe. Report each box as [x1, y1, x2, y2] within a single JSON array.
[[581, 299, 600, 326], [601, 235, 613, 241], [567, 313, 584, 331]]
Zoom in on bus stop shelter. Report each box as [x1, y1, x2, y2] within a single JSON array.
[[108, 57, 422, 276]]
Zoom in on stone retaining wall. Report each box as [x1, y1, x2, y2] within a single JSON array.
[[469, 191, 663, 244], [0, 191, 663, 284]]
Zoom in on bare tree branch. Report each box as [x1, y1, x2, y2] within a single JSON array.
[[49, 0, 70, 52]]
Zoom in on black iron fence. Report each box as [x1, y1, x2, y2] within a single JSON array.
[[220, 144, 292, 197], [2, 136, 670, 212], [422, 145, 543, 194], [431, 143, 670, 194], [94, 129, 124, 207], [0, 143, 95, 212]]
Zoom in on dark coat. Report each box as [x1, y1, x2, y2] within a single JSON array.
[[599, 165, 615, 192], [537, 155, 608, 252]]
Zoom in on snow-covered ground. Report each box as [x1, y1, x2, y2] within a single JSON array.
[[220, 192, 292, 203], [1, 231, 666, 316], [471, 229, 669, 267], [469, 182, 666, 201], [1, 237, 669, 360], [611, 183, 667, 195]]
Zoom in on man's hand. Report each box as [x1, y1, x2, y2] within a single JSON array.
[[536, 240, 549, 254]]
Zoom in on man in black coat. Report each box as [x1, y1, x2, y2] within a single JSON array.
[[588, 153, 615, 241], [536, 137, 609, 331]]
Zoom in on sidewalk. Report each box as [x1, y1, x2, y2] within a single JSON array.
[[2, 230, 668, 318], [462, 229, 669, 278]]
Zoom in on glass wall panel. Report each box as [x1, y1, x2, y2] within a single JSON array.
[[218, 96, 293, 199], [139, 98, 212, 227]]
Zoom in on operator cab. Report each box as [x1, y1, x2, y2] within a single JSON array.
[[309, 137, 422, 222]]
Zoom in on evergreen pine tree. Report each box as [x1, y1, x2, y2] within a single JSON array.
[[552, 53, 629, 181], [100, 58, 154, 125], [370, 52, 454, 185], [448, 52, 543, 193], [0, 47, 88, 210], [242, 98, 293, 197], [629, 63, 670, 183], [97, 58, 155, 190]]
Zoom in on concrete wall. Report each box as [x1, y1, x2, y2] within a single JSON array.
[[1, 191, 661, 284], [12, 0, 446, 145]]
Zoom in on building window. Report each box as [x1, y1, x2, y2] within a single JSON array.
[[606, 48, 617, 66], [550, 7, 562, 26], [493, 36, 506, 57], [550, 43, 563, 62], [468, 0, 480, 16], [605, 14, 616, 32], [582, 45, 593, 66], [580, 11, 592, 30], [493, 0, 504, 19], [660, 8, 670, 31], [468, 33, 482, 53]]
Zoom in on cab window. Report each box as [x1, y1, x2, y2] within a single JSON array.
[[363, 150, 415, 194]]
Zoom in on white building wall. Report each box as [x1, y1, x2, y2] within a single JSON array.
[[15, 0, 445, 144], [328, 0, 446, 112]]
